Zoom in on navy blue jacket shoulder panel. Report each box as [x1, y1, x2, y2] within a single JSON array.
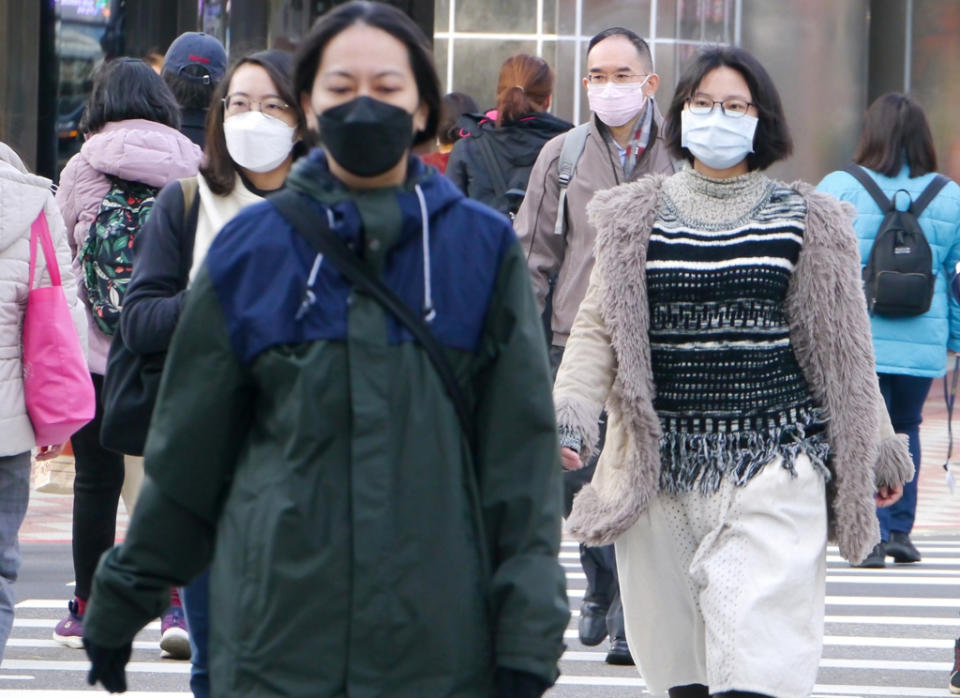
[[204, 171, 517, 364]]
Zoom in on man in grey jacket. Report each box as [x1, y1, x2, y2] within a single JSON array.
[[514, 26, 677, 666]]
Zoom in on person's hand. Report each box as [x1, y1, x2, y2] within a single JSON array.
[[35, 443, 65, 461], [84, 637, 131, 693], [875, 482, 903, 507], [494, 667, 550, 698], [561, 446, 583, 471]]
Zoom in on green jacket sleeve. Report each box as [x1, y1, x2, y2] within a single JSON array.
[[84, 267, 254, 648], [472, 239, 569, 684]]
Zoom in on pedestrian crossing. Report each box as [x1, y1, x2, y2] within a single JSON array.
[[1, 538, 959, 696]]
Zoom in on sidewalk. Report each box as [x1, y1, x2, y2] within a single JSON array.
[[18, 378, 960, 543]]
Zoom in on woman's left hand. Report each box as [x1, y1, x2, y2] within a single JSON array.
[[36, 443, 66, 461], [875, 483, 903, 507]]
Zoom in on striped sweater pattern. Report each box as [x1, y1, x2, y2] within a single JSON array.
[[649, 171, 830, 493]]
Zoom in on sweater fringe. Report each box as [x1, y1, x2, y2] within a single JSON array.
[[658, 407, 831, 494]]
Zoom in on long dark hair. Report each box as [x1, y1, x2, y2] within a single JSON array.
[[293, 0, 441, 146], [664, 46, 792, 171], [200, 50, 309, 196], [79, 58, 181, 135], [495, 54, 553, 127], [853, 93, 937, 178]]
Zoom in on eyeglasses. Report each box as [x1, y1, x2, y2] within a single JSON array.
[[686, 96, 755, 118], [586, 73, 648, 85], [223, 94, 291, 118]]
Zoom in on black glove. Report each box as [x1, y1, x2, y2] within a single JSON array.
[[83, 637, 132, 693], [494, 667, 550, 698]]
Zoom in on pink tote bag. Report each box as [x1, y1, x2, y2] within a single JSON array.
[[22, 211, 95, 446]]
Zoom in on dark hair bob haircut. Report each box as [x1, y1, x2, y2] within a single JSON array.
[[664, 46, 792, 171], [201, 50, 309, 196], [162, 67, 219, 111], [80, 58, 182, 135], [293, 0, 441, 146], [853, 93, 937, 178]]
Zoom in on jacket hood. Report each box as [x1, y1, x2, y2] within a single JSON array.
[[0, 142, 54, 252], [80, 119, 202, 187], [462, 112, 573, 170], [286, 148, 464, 216]]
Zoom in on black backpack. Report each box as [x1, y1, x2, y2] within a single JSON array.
[[846, 164, 950, 318], [473, 133, 527, 219]]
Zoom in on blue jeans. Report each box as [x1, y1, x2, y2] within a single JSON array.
[[876, 373, 933, 539], [0, 452, 30, 663], [181, 569, 210, 698]]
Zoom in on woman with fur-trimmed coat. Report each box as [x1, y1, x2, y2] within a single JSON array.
[[553, 47, 914, 698]]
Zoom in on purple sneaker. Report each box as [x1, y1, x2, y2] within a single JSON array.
[[159, 605, 191, 660], [53, 599, 84, 649]]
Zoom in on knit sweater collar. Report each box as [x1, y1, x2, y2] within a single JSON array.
[[662, 166, 773, 228]]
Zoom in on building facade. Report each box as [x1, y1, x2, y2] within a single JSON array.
[[1, 1, 957, 184]]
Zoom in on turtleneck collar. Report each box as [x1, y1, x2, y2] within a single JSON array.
[[663, 166, 773, 228]]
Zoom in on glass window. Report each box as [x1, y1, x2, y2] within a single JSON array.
[[581, 0, 650, 39], [455, 0, 537, 34], [450, 39, 538, 113]]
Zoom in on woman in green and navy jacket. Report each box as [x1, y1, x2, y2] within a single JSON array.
[[818, 93, 960, 566], [80, 3, 568, 697]]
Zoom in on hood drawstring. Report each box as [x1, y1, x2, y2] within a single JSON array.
[[415, 183, 436, 322], [295, 209, 334, 321]]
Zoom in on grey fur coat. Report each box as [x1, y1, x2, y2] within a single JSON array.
[[553, 174, 914, 565]]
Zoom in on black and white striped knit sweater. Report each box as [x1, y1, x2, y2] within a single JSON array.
[[649, 168, 830, 494]]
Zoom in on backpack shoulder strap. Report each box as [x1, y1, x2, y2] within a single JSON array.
[[910, 174, 951, 217], [554, 123, 591, 237], [473, 131, 510, 203], [844, 164, 893, 213]]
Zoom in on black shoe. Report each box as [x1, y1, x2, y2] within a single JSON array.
[[605, 638, 634, 666], [578, 601, 608, 647], [854, 542, 885, 568], [950, 637, 960, 694], [885, 531, 921, 563]]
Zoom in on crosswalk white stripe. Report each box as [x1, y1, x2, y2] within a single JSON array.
[[825, 595, 960, 607], [0, 659, 189, 674], [556, 676, 951, 696], [825, 614, 960, 626], [12, 618, 161, 630], [825, 575, 960, 586], [4, 638, 159, 650], [562, 651, 951, 671]]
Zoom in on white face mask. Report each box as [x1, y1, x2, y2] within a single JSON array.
[[680, 108, 758, 170], [586, 75, 651, 128], [223, 111, 297, 174]]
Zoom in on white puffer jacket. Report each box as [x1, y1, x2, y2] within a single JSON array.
[[0, 143, 87, 456]]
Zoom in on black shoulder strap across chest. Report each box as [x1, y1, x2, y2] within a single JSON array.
[[267, 189, 474, 447]]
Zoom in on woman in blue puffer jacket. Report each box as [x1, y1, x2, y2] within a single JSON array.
[[818, 92, 960, 567]]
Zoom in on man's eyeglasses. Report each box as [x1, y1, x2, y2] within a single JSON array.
[[586, 73, 648, 85], [686, 96, 754, 118], [223, 94, 291, 118]]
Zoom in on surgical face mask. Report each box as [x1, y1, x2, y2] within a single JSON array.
[[224, 111, 297, 173], [316, 96, 414, 178], [586, 76, 650, 128], [680, 108, 758, 170]]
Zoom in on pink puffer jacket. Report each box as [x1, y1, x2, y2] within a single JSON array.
[[56, 119, 202, 374]]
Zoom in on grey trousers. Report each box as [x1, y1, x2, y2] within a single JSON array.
[[0, 452, 31, 663]]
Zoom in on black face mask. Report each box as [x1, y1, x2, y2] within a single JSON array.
[[317, 96, 415, 178]]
